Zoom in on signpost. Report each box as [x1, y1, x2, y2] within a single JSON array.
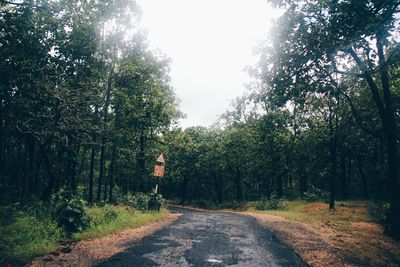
[[153, 154, 165, 194]]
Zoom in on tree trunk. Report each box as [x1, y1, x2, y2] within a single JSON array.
[[376, 32, 400, 240], [356, 157, 369, 198], [88, 135, 96, 203], [180, 176, 188, 204], [340, 154, 348, 199], [108, 144, 117, 202], [328, 97, 337, 210], [349, 42, 400, 238], [97, 62, 115, 203], [97, 143, 105, 202]]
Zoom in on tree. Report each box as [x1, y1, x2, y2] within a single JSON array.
[[256, 0, 400, 238]]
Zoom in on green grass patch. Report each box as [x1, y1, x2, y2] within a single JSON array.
[[0, 214, 62, 264], [0, 204, 169, 265], [74, 205, 168, 240]]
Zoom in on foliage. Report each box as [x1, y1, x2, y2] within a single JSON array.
[[50, 189, 90, 235], [75, 205, 168, 240], [148, 193, 164, 212], [0, 0, 181, 206], [303, 186, 329, 202], [0, 213, 61, 264], [220, 200, 241, 210], [102, 204, 119, 223], [126, 192, 151, 211], [256, 196, 288, 211], [368, 201, 390, 230], [193, 199, 212, 209]]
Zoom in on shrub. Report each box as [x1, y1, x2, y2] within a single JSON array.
[[256, 196, 288, 210], [368, 201, 390, 229], [221, 200, 241, 210], [126, 192, 151, 211], [194, 199, 213, 209], [50, 188, 90, 235], [303, 186, 329, 202], [148, 193, 164, 212], [103, 204, 118, 223], [112, 185, 125, 204]]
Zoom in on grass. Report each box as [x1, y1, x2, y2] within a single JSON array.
[[245, 200, 400, 267], [253, 200, 373, 223], [0, 214, 62, 264], [75, 205, 168, 240], [0, 204, 169, 265]]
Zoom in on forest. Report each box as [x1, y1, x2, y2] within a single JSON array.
[[163, 0, 400, 240], [0, 0, 399, 264]]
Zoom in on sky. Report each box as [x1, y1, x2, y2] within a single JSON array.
[[137, 0, 282, 128]]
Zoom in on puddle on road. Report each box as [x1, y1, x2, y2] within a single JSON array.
[[206, 258, 223, 263]]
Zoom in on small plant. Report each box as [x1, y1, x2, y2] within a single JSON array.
[[102, 204, 118, 223], [256, 196, 288, 210], [148, 193, 164, 212], [50, 188, 90, 235], [368, 201, 390, 230], [112, 185, 125, 204], [303, 185, 329, 202]]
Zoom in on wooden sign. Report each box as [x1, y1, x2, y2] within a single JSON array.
[[156, 154, 165, 164], [153, 165, 165, 177]]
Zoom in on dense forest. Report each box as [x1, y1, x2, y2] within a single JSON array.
[[1, 0, 400, 247], [0, 0, 181, 205]]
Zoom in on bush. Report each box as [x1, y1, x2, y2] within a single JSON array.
[[221, 200, 241, 210], [148, 193, 164, 212], [194, 199, 213, 209], [112, 185, 125, 204], [368, 201, 390, 228], [126, 192, 151, 211], [103, 204, 118, 223], [50, 188, 90, 235], [0, 213, 62, 264], [256, 196, 288, 210], [303, 186, 329, 202]]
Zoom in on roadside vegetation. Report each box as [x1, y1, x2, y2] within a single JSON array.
[[0, 191, 166, 265], [1, 0, 176, 265]]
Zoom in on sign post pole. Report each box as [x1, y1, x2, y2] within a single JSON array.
[[153, 154, 165, 194]]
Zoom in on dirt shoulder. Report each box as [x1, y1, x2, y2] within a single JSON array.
[[242, 212, 347, 267], [29, 212, 181, 267], [241, 211, 400, 267]]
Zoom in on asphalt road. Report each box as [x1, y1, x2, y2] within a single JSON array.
[[96, 207, 306, 267]]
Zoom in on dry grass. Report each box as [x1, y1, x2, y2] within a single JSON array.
[[245, 201, 400, 267]]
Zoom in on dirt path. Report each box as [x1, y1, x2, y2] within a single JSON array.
[[29, 213, 181, 267]]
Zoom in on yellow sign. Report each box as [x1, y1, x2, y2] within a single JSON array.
[[153, 165, 165, 177]]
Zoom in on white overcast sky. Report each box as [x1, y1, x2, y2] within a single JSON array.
[[137, 0, 282, 128]]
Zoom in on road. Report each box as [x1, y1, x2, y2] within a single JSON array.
[[96, 207, 306, 267]]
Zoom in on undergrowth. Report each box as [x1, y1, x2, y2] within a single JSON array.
[[0, 190, 168, 265]]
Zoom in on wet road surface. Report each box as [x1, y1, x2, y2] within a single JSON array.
[[96, 207, 306, 267]]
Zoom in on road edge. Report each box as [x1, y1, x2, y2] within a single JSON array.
[[29, 212, 182, 267]]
